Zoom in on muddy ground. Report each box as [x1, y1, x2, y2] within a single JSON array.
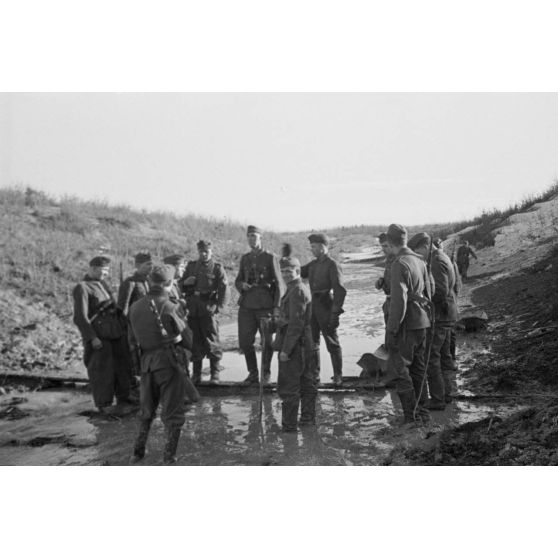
[[2, 244, 557, 466]]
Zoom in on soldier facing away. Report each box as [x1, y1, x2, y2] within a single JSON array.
[[273, 246, 315, 432], [235, 226, 284, 385], [385, 225, 432, 425], [375, 231, 395, 325], [301, 233, 346, 386], [117, 252, 153, 316], [128, 264, 194, 465], [181, 240, 230, 385], [408, 232, 458, 410], [73, 256, 134, 413]]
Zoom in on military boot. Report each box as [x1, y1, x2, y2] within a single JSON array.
[[330, 348, 343, 387], [312, 349, 321, 385], [209, 359, 222, 385], [192, 361, 202, 386], [299, 393, 317, 426], [281, 398, 300, 432], [163, 426, 182, 465], [442, 369, 458, 403], [397, 389, 418, 424], [129, 420, 151, 464], [426, 369, 446, 410]]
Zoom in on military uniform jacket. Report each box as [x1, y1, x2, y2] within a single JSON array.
[[128, 286, 193, 373], [456, 245, 477, 264], [381, 253, 395, 296], [387, 247, 432, 334], [117, 272, 150, 316], [300, 254, 346, 314], [275, 278, 312, 356], [182, 259, 230, 316], [73, 275, 121, 342], [430, 249, 458, 325], [235, 249, 283, 309]]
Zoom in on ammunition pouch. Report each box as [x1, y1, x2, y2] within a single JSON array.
[[92, 301, 123, 340]]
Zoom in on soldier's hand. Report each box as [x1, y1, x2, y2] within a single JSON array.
[[272, 307, 281, 320], [91, 337, 103, 350], [184, 276, 197, 287], [240, 282, 251, 291], [279, 351, 290, 362], [375, 277, 385, 290]]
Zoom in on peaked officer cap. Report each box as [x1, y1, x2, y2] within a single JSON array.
[[89, 256, 111, 267]]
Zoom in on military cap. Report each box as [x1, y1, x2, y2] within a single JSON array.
[[163, 254, 185, 266], [386, 224, 407, 243], [89, 256, 111, 267], [280, 256, 301, 269], [197, 240, 212, 250], [149, 264, 175, 284], [134, 252, 152, 265], [378, 232, 388, 243], [308, 233, 329, 246], [247, 225, 262, 235], [408, 232, 431, 251]]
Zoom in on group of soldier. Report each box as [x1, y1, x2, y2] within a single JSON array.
[[72, 222, 474, 464]]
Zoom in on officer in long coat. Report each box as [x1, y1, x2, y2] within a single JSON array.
[[274, 249, 315, 432], [235, 226, 283, 385], [128, 265, 194, 465], [73, 256, 133, 412], [182, 240, 230, 385], [385, 225, 432, 424], [301, 233, 346, 386]]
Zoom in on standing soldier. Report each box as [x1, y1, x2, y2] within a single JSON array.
[[301, 233, 346, 386], [385, 225, 432, 424], [273, 246, 315, 432], [73, 256, 133, 413], [128, 265, 194, 465], [408, 233, 458, 410], [163, 254, 188, 318], [375, 232, 395, 325], [182, 240, 230, 385], [117, 252, 153, 316], [235, 226, 283, 386], [456, 240, 478, 280]]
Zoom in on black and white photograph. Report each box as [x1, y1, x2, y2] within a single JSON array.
[[2, 1, 558, 556]]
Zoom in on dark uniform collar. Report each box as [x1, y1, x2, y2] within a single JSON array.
[[148, 285, 169, 298], [250, 247, 263, 255], [317, 253, 330, 262]]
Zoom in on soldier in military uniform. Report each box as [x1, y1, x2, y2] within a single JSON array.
[[117, 252, 153, 316], [182, 240, 230, 385], [163, 254, 188, 318], [385, 225, 432, 424], [408, 232, 458, 410], [375, 232, 395, 325], [128, 265, 194, 465], [273, 248, 314, 432], [456, 240, 478, 280], [235, 226, 283, 385], [301, 233, 346, 386], [73, 256, 133, 412]]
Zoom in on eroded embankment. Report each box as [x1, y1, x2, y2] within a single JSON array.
[[397, 247, 558, 465]]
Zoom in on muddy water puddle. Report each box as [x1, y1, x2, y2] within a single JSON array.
[[0, 260, 521, 465]]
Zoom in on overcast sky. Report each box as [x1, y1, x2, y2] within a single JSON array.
[[1, 93, 558, 231]]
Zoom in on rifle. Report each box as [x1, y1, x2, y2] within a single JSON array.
[[119, 262, 124, 285], [258, 317, 267, 422]]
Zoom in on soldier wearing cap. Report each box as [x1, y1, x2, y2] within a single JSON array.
[[456, 240, 478, 280], [385, 225, 432, 424], [73, 256, 134, 412], [181, 240, 230, 385], [408, 232, 458, 410], [235, 226, 284, 385], [117, 252, 153, 316], [375, 232, 395, 325], [128, 264, 194, 465], [301, 233, 346, 386], [273, 246, 315, 431]]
